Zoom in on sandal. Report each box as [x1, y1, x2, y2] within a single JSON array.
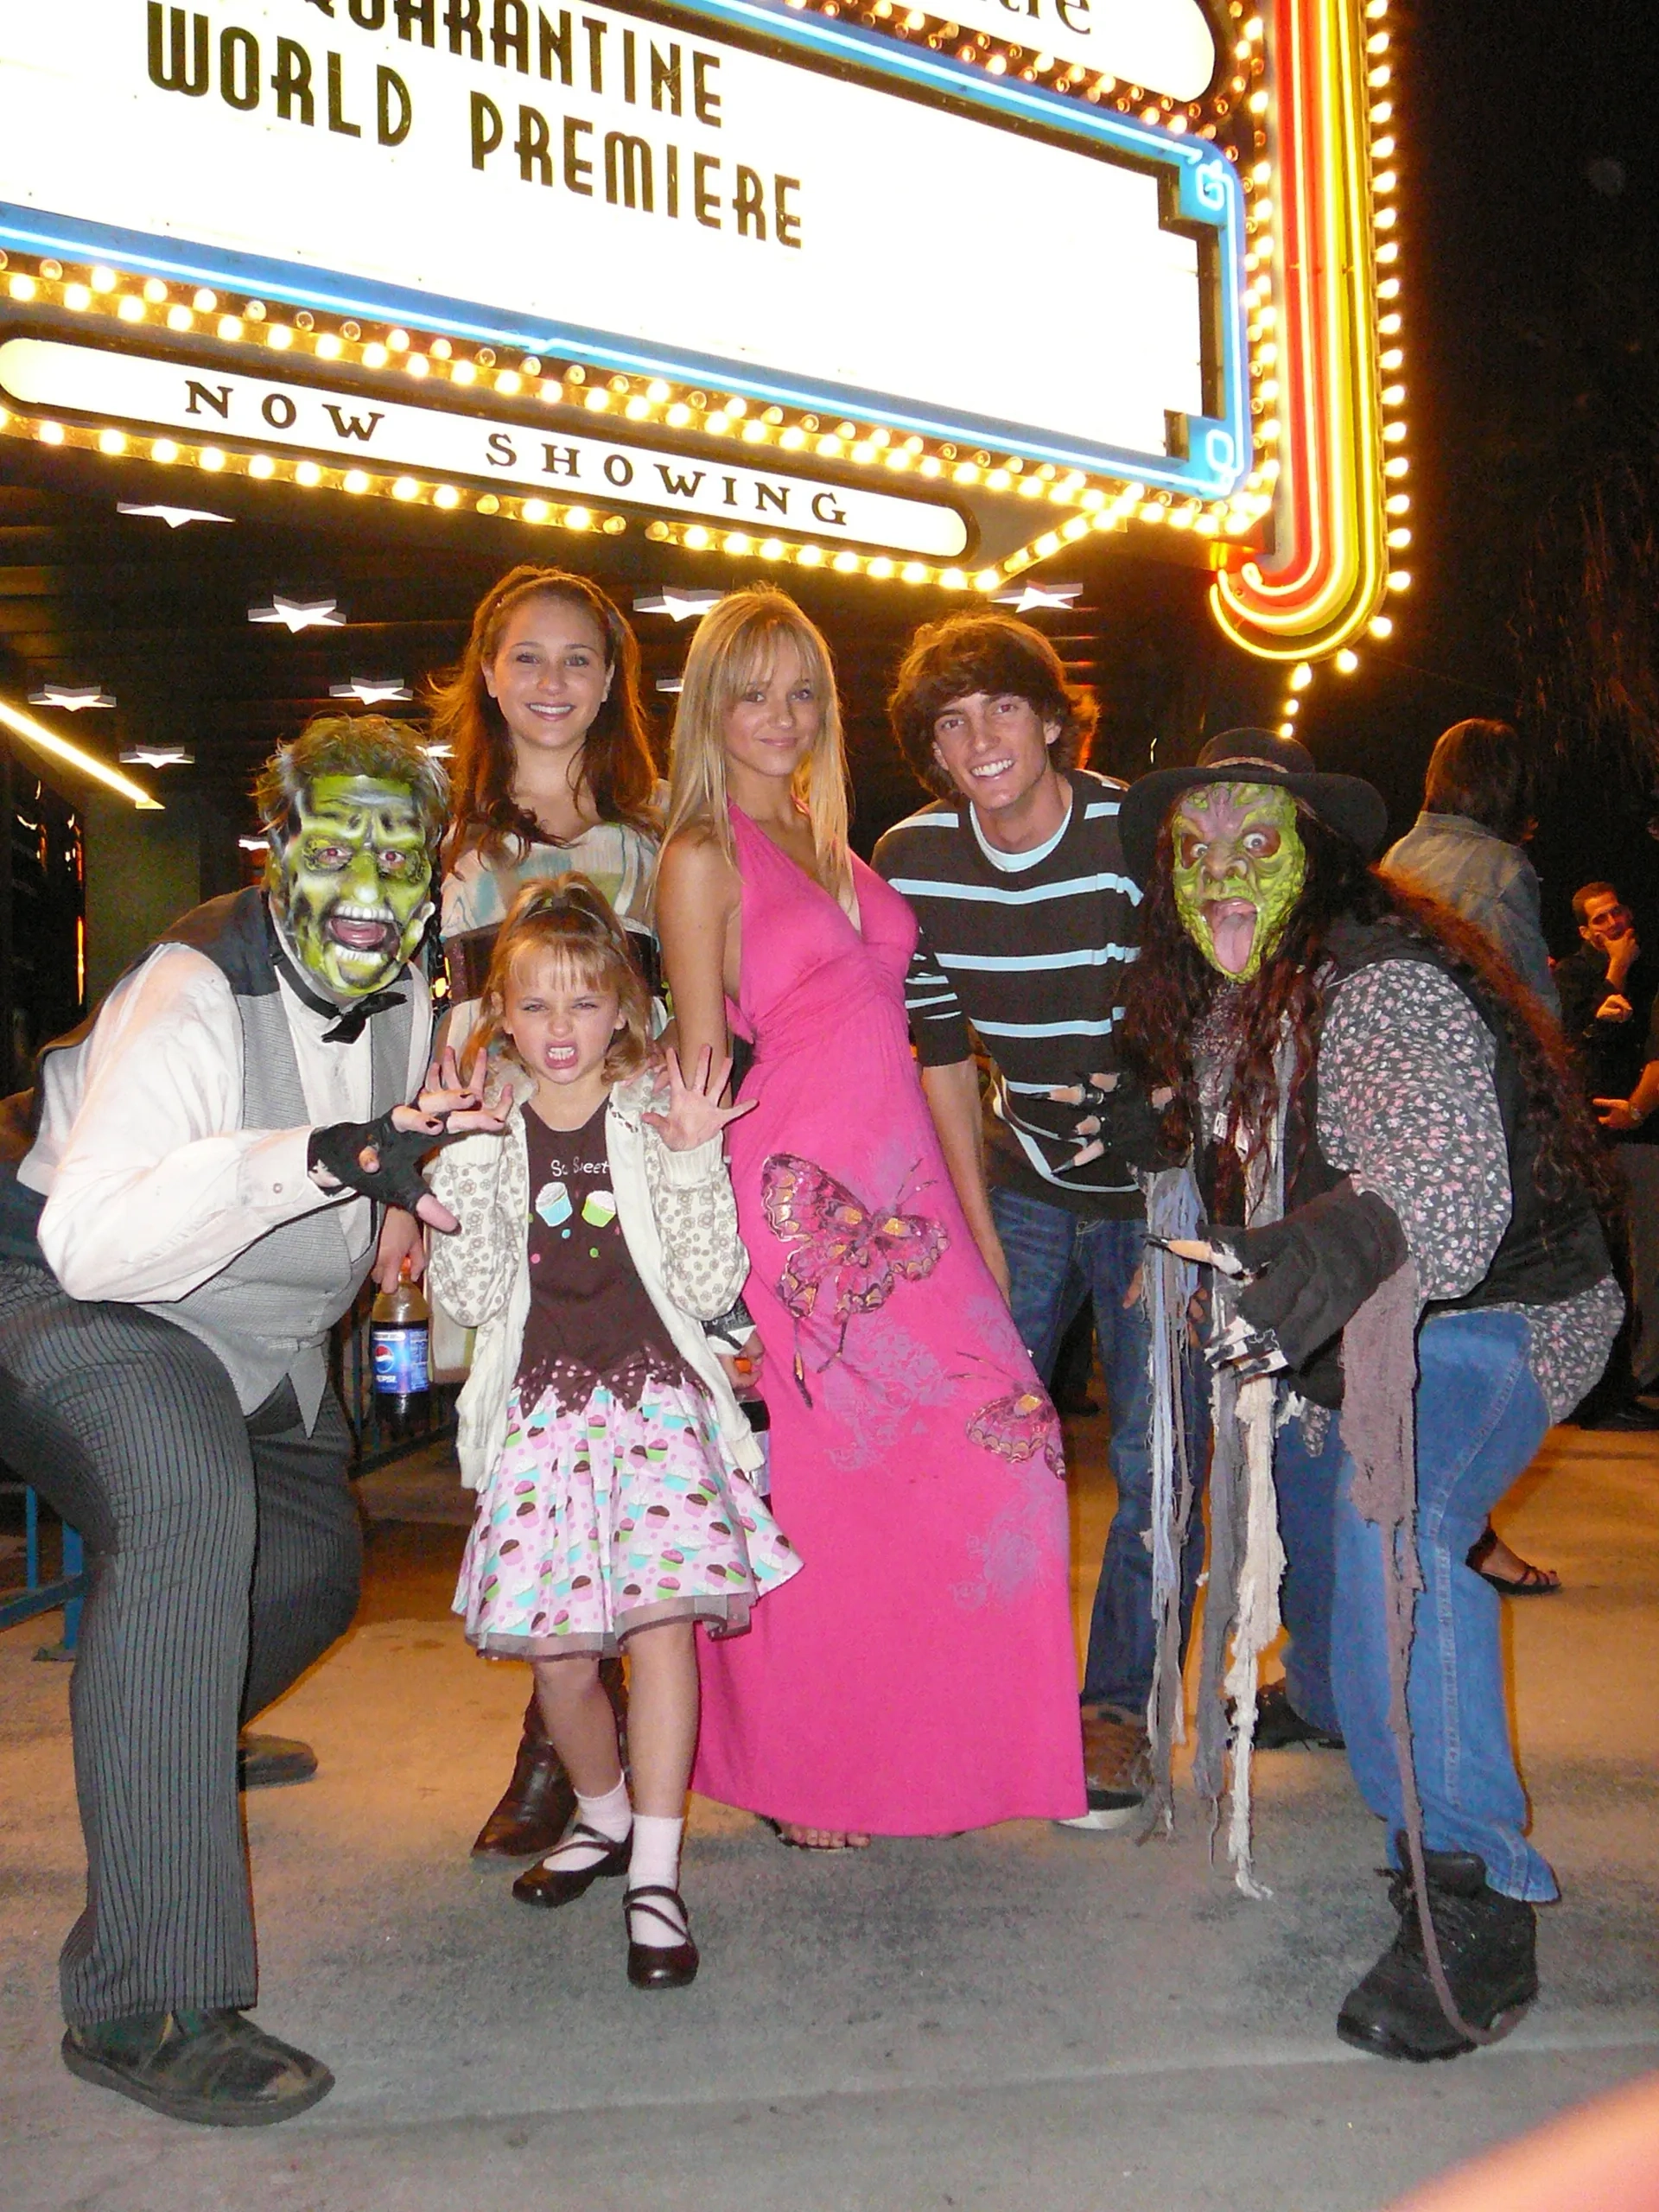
[[1466, 1529, 1562, 1598]]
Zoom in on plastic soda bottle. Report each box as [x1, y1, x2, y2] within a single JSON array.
[[371, 1258, 429, 1434]]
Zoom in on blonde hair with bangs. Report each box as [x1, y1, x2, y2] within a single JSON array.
[[468, 876, 655, 1085], [659, 589, 850, 901]]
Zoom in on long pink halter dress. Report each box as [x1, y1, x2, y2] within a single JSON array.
[[691, 804, 1086, 1834]]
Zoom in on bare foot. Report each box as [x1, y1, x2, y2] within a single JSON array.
[[774, 1823, 871, 1850]]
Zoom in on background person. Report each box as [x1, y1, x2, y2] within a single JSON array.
[[428, 882, 798, 1993], [0, 720, 486, 2125], [1557, 880, 1659, 1427], [428, 565, 664, 1857], [1382, 716, 1564, 1591], [874, 613, 1205, 1825], [656, 589, 1084, 1849]]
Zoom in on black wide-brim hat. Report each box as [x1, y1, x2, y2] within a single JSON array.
[[1118, 728, 1389, 884]]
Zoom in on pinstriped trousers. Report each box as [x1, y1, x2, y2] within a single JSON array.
[[0, 1256, 361, 2027]]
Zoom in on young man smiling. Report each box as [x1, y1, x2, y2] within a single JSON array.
[[874, 613, 1204, 1828]]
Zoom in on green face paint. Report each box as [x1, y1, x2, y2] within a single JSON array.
[[267, 774, 433, 999], [1170, 782, 1306, 980]]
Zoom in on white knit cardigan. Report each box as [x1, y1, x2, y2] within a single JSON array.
[[426, 1068, 761, 1491]]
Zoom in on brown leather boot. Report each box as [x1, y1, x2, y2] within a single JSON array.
[[470, 1662, 629, 1860]]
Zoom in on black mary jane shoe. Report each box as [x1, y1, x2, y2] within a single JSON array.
[[625, 1885, 700, 1990], [512, 1822, 632, 1909]]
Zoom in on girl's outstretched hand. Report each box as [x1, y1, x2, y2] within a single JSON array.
[[643, 1046, 756, 1153]]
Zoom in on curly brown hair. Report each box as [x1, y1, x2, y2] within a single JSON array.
[[431, 566, 658, 871], [1119, 806, 1616, 1224], [887, 613, 1095, 795]]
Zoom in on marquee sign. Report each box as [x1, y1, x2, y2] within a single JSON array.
[[0, 0, 1405, 661]]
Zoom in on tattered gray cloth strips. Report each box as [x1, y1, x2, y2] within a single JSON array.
[[1140, 1167, 1505, 2046]]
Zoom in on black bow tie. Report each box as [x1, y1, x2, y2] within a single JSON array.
[[268, 925, 405, 1045]]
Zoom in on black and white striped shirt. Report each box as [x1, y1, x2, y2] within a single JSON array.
[[872, 771, 1142, 1218]]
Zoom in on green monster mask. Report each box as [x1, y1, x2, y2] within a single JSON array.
[[267, 774, 434, 999], [1171, 782, 1306, 980]]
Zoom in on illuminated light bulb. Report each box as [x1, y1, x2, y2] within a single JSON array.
[[585, 388, 610, 412], [987, 467, 1012, 491], [760, 538, 785, 561], [97, 427, 125, 454], [1248, 89, 1268, 113], [1278, 721, 1295, 739], [393, 476, 420, 501], [1251, 161, 1272, 183], [315, 334, 344, 360], [250, 454, 275, 480], [1289, 662, 1313, 691], [1367, 29, 1389, 51], [566, 507, 593, 531], [1244, 14, 1263, 36], [817, 435, 845, 458], [434, 485, 460, 509], [1381, 348, 1404, 370], [1336, 648, 1360, 674], [218, 316, 244, 342], [1387, 526, 1411, 548], [90, 266, 116, 292], [1194, 513, 1219, 536], [387, 329, 409, 352], [1284, 696, 1300, 715], [939, 568, 968, 590], [1034, 532, 1061, 558], [797, 543, 823, 567], [191, 289, 216, 313], [726, 397, 748, 418], [143, 277, 168, 303], [1376, 207, 1398, 229], [118, 296, 145, 322], [1062, 516, 1090, 541], [1376, 242, 1400, 264], [64, 283, 91, 311], [1369, 613, 1393, 637], [166, 304, 193, 333], [1385, 493, 1410, 514], [1374, 169, 1398, 194], [1254, 199, 1274, 223], [667, 403, 692, 429], [706, 412, 731, 435], [626, 396, 651, 421], [200, 448, 226, 471], [1374, 136, 1395, 158], [268, 325, 294, 350], [833, 550, 860, 573], [1384, 456, 1409, 478], [342, 468, 370, 493], [450, 358, 477, 384], [152, 438, 179, 463], [1371, 100, 1392, 123], [1382, 421, 1408, 443], [953, 462, 979, 486], [1369, 65, 1391, 86], [743, 420, 768, 444], [1378, 277, 1402, 297], [1387, 570, 1410, 591], [523, 499, 550, 522], [360, 342, 390, 369], [973, 569, 1001, 592], [1138, 501, 1164, 523], [296, 461, 322, 486], [724, 532, 753, 556]]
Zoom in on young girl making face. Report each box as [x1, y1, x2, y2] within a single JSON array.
[[428, 879, 798, 1987]]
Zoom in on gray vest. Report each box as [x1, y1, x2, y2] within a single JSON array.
[[143, 981, 412, 1427]]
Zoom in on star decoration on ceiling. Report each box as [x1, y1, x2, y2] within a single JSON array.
[[117, 503, 234, 530], [329, 678, 413, 704], [249, 595, 347, 633], [29, 683, 117, 710], [655, 677, 684, 694], [238, 835, 270, 853], [633, 589, 724, 622], [993, 582, 1084, 613], [119, 743, 194, 767]]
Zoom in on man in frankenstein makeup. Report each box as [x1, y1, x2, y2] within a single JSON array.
[[0, 718, 495, 2126]]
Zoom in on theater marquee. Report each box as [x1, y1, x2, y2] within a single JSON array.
[[0, 0, 1404, 657]]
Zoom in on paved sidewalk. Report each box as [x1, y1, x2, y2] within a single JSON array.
[[3, 1420, 1656, 2209]]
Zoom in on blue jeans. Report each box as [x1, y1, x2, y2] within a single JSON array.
[[988, 1184, 1207, 1718], [1332, 1310, 1557, 1901], [1273, 1403, 1345, 1739]]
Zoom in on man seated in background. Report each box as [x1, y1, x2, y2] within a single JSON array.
[[1556, 881, 1659, 1429]]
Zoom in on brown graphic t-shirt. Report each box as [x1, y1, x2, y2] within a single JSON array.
[[514, 1100, 692, 1408]]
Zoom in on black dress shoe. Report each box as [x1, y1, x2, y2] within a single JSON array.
[[512, 1823, 632, 1908], [237, 1734, 319, 1789], [626, 1885, 700, 1990], [61, 2009, 333, 2126]]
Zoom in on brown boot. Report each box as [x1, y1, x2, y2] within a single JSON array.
[[470, 1662, 630, 1860]]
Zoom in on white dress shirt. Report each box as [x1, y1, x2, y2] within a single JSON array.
[[22, 944, 431, 1305]]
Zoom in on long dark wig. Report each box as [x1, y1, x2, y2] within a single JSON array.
[[1119, 804, 1616, 1222]]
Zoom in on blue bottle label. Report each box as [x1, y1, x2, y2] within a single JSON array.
[[372, 1325, 429, 1396]]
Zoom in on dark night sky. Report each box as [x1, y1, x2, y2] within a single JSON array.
[[1290, 0, 1659, 953]]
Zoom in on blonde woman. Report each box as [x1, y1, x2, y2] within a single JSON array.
[[655, 590, 1084, 1848]]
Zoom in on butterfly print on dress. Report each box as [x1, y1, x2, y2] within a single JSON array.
[[760, 1151, 948, 1402], [967, 1387, 1065, 1478]]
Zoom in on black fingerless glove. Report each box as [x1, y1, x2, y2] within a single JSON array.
[[307, 1110, 468, 1212], [1209, 1181, 1408, 1370], [1077, 1068, 1184, 1171]]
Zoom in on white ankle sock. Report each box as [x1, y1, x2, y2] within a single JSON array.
[[542, 1777, 632, 1873], [626, 1815, 686, 1946]]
